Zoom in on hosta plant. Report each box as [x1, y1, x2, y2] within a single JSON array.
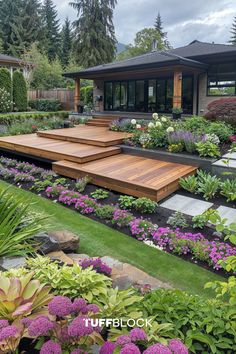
[[197, 172, 221, 200], [0, 273, 52, 321], [179, 175, 198, 194], [220, 178, 236, 201]]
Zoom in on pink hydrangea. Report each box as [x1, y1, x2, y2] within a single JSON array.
[[48, 296, 73, 317], [168, 339, 188, 354], [129, 328, 147, 342], [40, 340, 62, 354], [99, 341, 117, 354], [143, 343, 172, 354], [68, 316, 93, 337], [120, 343, 141, 354], [116, 334, 132, 346], [0, 325, 19, 341], [28, 316, 55, 337], [0, 320, 9, 330]]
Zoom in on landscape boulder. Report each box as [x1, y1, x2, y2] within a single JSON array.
[[48, 230, 79, 252]]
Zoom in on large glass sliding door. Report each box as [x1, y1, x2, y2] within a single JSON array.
[[104, 76, 193, 114]]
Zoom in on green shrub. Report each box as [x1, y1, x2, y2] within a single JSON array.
[[205, 121, 234, 142], [197, 171, 221, 200], [13, 71, 27, 111], [133, 197, 157, 214], [143, 289, 236, 353], [195, 141, 220, 158], [75, 176, 91, 192], [0, 88, 12, 113], [90, 189, 109, 200], [220, 179, 236, 201], [94, 204, 115, 220], [0, 111, 68, 126], [118, 195, 136, 210], [179, 175, 198, 194], [29, 99, 62, 111], [0, 68, 12, 96], [167, 211, 189, 229], [80, 85, 93, 106]]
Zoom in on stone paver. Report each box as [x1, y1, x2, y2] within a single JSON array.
[[212, 159, 236, 168], [216, 206, 236, 225], [160, 194, 213, 217], [223, 152, 236, 160]]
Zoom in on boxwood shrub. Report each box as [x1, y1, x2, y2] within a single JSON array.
[[29, 99, 62, 112], [0, 111, 68, 126]]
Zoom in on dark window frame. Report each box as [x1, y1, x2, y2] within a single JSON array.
[[207, 63, 236, 96]]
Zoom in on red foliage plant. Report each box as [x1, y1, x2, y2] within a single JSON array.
[[204, 97, 236, 125]]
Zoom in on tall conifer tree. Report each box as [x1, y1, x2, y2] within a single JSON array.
[[42, 0, 60, 61], [60, 17, 72, 68], [154, 11, 171, 49], [229, 16, 236, 45]]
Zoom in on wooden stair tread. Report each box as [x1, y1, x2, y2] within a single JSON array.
[[53, 155, 197, 201], [0, 134, 121, 163]]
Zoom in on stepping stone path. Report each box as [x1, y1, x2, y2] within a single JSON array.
[[212, 151, 236, 176], [160, 194, 213, 217], [216, 206, 236, 225]]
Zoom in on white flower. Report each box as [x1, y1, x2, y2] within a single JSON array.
[[152, 113, 159, 120], [148, 122, 155, 129], [131, 119, 136, 125], [166, 126, 174, 133], [136, 124, 141, 129], [144, 239, 164, 251], [155, 121, 162, 128], [161, 117, 167, 122]]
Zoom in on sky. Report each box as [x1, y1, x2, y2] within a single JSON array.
[[55, 0, 236, 48]]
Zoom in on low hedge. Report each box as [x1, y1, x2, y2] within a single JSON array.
[[29, 99, 62, 112], [0, 111, 69, 126]]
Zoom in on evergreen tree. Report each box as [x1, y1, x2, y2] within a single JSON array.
[[154, 11, 171, 49], [42, 0, 60, 61], [60, 17, 72, 68], [13, 70, 28, 111], [70, 0, 117, 68], [229, 16, 236, 45]]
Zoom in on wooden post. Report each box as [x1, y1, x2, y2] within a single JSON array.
[[173, 70, 182, 108], [74, 77, 80, 112]]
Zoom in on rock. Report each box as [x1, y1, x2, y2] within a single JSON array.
[[47, 251, 74, 265], [0, 256, 26, 271], [101, 256, 123, 270], [67, 253, 89, 262], [48, 230, 79, 252], [112, 275, 134, 290], [34, 232, 60, 254], [212, 231, 224, 239]]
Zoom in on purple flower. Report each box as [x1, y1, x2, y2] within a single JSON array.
[[0, 325, 19, 341], [71, 350, 88, 354], [40, 340, 62, 354], [120, 343, 141, 354], [116, 334, 132, 346], [49, 296, 73, 317], [28, 316, 55, 337], [168, 339, 188, 354], [72, 298, 87, 313], [0, 320, 9, 330], [21, 318, 32, 327], [80, 258, 112, 276], [68, 316, 93, 337], [86, 304, 100, 314], [129, 328, 147, 342], [100, 341, 117, 354], [143, 344, 172, 354]]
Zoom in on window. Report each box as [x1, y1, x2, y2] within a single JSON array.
[[207, 63, 236, 96], [148, 80, 156, 112]]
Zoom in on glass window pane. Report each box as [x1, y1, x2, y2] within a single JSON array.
[[128, 81, 135, 111], [120, 82, 127, 111], [166, 78, 173, 113], [135, 80, 145, 112], [105, 82, 113, 110], [182, 77, 193, 114], [148, 79, 156, 112], [156, 79, 165, 112], [208, 87, 235, 95], [113, 82, 121, 110]]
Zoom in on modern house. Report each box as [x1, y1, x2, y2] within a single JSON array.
[[0, 53, 34, 79], [65, 40, 236, 117]]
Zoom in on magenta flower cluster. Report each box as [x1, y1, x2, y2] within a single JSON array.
[[80, 257, 112, 276], [0, 323, 19, 342]]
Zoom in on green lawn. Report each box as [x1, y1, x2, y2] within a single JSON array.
[[0, 180, 223, 298]]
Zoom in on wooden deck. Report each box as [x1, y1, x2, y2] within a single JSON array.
[[53, 155, 197, 201], [0, 134, 121, 163], [37, 126, 132, 147]]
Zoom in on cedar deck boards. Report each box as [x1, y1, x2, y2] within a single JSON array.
[[0, 134, 121, 163], [53, 155, 197, 201], [37, 126, 132, 147]]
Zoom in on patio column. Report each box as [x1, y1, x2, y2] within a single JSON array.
[[74, 77, 80, 112], [173, 70, 182, 108]]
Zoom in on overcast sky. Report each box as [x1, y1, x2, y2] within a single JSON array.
[[55, 0, 236, 48]]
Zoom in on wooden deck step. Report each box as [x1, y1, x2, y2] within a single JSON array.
[[0, 134, 121, 163], [86, 121, 110, 127], [53, 155, 197, 201], [37, 126, 132, 147]]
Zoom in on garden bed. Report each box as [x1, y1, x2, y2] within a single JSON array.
[[0, 152, 235, 278]]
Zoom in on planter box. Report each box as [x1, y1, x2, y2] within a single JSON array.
[[120, 145, 216, 172]]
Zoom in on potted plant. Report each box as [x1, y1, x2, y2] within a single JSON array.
[[172, 107, 183, 120]]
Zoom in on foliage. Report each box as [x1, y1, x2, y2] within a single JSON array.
[[154, 12, 171, 49], [13, 71, 28, 112], [90, 189, 109, 200], [133, 197, 157, 214], [80, 257, 112, 276], [167, 212, 189, 229], [75, 176, 91, 192], [197, 171, 221, 200], [70, 0, 117, 67], [205, 121, 235, 141], [94, 204, 116, 220], [0, 188, 46, 257], [143, 289, 236, 353], [195, 141, 220, 158], [31, 179, 53, 192], [80, 85, 93, 106], [179, 175, 198, 194], [0, 88, 12, 113], [119, 195, 136, 210], [192, 209, 218, 229], [25, 256, 112, 303], [167, 143, 184, 153], [60, 17, 72, 68], [0, 111, 68, 126], [0, 273, 52, 321], [29, 99, 61, 111], [220, 178, 236, 201], [0, 68, 12, 96], [205, 98, 236, 126], [229, 15, 236, 45], [172, 107, 183, 114]]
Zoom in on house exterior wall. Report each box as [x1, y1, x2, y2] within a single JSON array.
[[198, 73, 234, 115], [93, 79, 104, 112]]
